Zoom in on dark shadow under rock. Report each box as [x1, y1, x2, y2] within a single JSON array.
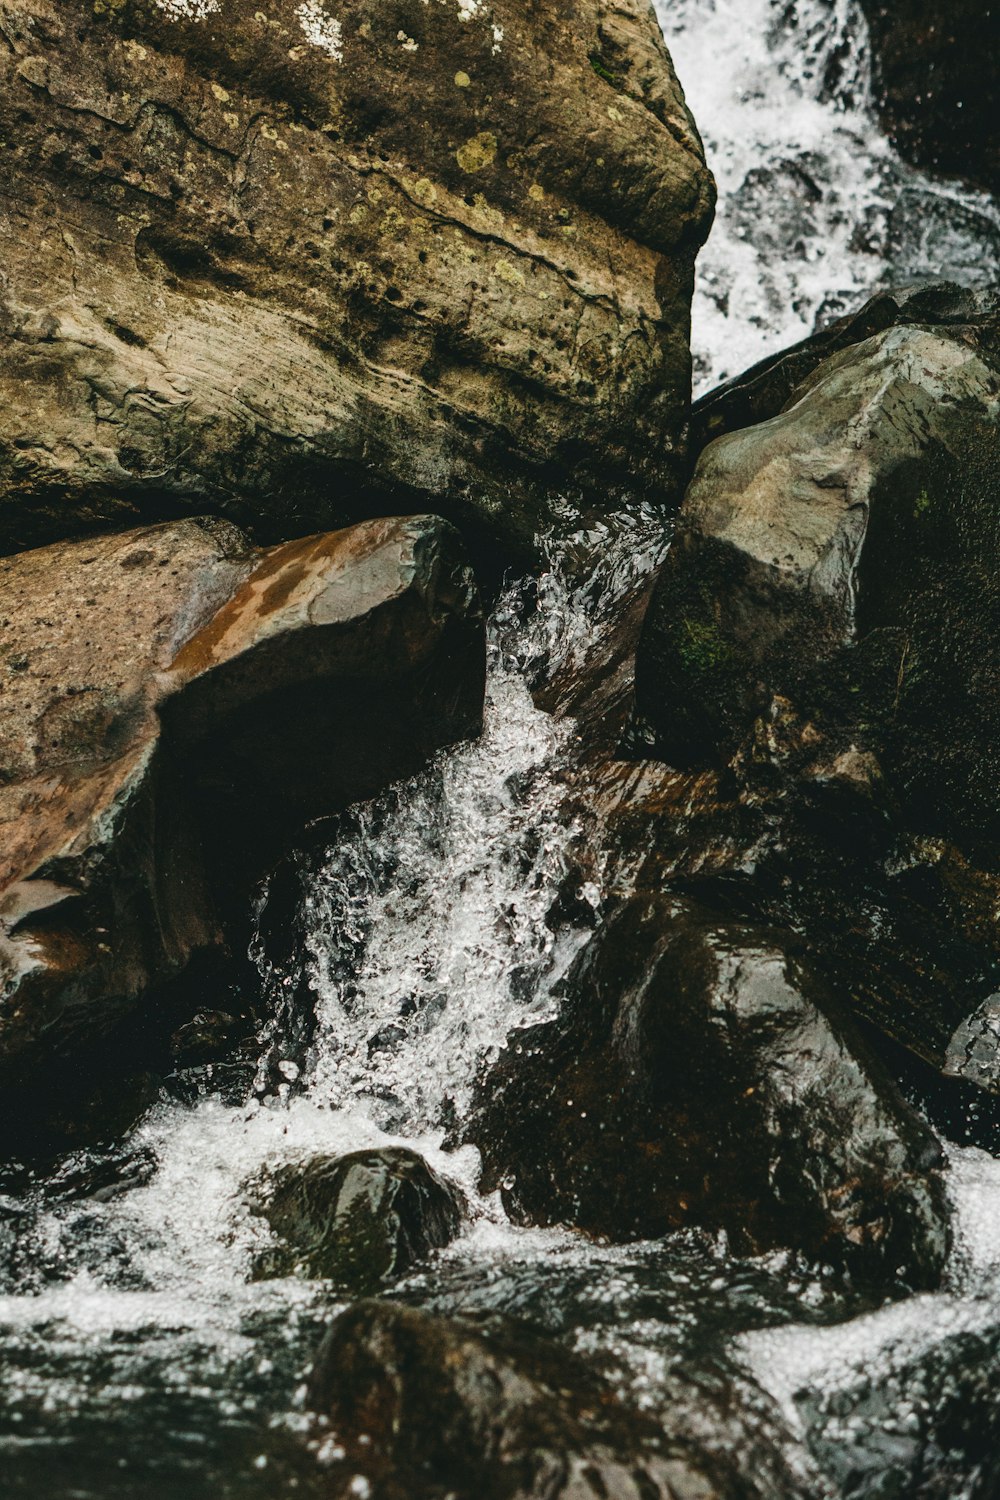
[[247, 1147, 464, 1292], [461, 896, 950, 1293]]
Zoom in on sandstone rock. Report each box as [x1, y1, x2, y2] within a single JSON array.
[[463, 897, 950, 1291], [248, 1146, 464, 1290], [0, 0, 714, 560], [305, 1299, 793, 1500], [637, 318, 1000, 860], [860, 1, 1000, 195], [0, 513, 484, 1145]]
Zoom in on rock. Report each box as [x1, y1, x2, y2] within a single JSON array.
[[462, 897, 950, 1291], [248, 1146, 464, 1290], [0, 0, 714, 560], [884, 191, 1000, 292], [689, 281, 1000, 454], [0, 513, 484, 1147], [637, 317, 1000, 860], [859, 1, 1000, 195], [305, 1299, 792, 1500]]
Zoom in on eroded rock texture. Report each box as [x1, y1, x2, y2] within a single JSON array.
[[0, 513, 483, 1141], [0, 0, 714, 560], [860, 1, 1000, 195]]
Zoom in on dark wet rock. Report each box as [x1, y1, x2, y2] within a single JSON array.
[[463, 897, 950, 1291], [0, 514, 484, 1149], [169, 1009, 242, 1065], [729, 159, 824, 266], [528, 510, 671, 757], [860, 0, 1000, 196], [0, 0, 713, 561], [689, 281, 1000, 453], [884, 191, 1000, 291], [248, 1147, 464, 1291], [638, 317, 1000, 863], [305, 1299, 811, 1500], [620, 298, 1000, 1100]]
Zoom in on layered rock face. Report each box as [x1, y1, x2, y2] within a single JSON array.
[[0, 0, 714, 559], [0, 514, 483, 1136], [860, 1, 1000, 195]]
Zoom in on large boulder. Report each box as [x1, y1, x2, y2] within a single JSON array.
[[0, 0, 714, 559], [462, 897, 950, 1291], [305, 1299, 809, 1500], [247, 1146, 464, 1290], [0, 513, 483, 1144], [859, 1, 1000, 195], [637, 316, 1000, 859]]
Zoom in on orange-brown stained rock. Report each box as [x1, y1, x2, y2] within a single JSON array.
[[0, 512, 484, 1145]]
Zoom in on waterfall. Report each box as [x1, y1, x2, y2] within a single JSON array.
[[658, 0, 1000, 391], [2, 4, 998, 1497]]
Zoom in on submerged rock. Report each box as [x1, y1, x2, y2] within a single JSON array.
[[248, 1147, 464, 1290], [306, 1299, 807, 1500], [0, 514, 483, 1146], [638, 315, 1000, 858], [463, 897, 950, 1291], [0, 0, 713, 559], [860, 1, 1000, 196]]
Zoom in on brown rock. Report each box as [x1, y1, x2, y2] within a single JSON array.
[[0, 0, 714, 560], [0, 513, 484, 1141], [305, 1300, 788, 1500]]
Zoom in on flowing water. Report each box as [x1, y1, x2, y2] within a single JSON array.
[[3, 3, 1000, 1497]]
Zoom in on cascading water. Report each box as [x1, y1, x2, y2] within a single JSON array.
[[657, 0, 1000, 392], [2, 3, 1000, 1498]]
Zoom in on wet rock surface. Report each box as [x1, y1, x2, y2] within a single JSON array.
[[305, 1297, 811, 1500], [633, 294, 1000, 1101], [0, 0, 713, 560], [639, 312, 1000, 853], [463, 896, 950, 1291], [860, 0, 1000, 196], [248, 1147, 463, 1291], [0, 513, 484, 1147]]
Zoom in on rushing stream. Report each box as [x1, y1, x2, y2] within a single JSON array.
[[3, 3, 1000, 1497]]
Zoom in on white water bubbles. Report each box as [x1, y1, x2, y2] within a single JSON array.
[[300, 667, 583, 1132], [657, 0, 1000, 392], [296, 552, 636, 1133]]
